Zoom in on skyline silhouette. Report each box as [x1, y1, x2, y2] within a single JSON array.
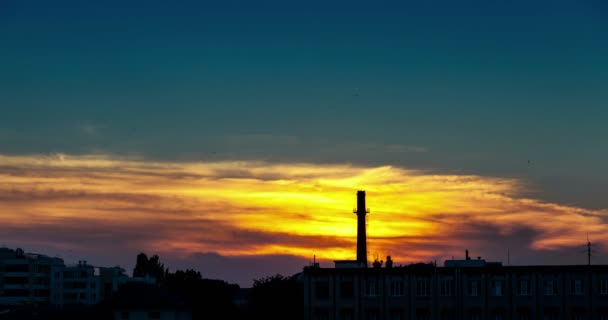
[[2, 167, 606, 288], [2, 0, 608, 288]]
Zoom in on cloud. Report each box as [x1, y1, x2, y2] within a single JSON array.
[[0, 153, 607, 286], [79, 124, 105, 136]]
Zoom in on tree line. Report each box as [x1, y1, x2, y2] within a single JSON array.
[[129, 252, 304, 320]]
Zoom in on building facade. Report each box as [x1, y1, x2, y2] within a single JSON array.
[[1, 247, 154, 307], [0, 247, 64, 306], [51, 260, 101, 306], [303, 261, 608, 320]]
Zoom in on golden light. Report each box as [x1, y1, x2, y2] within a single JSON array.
[[1, 153, 607, 264]]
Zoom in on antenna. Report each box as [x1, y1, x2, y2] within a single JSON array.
[[507, 248, 510, 266], [587, 233, 593, 266], [581, 234, 596, 266]]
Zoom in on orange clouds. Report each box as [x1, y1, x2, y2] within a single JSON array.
[[1, 153, 607, 267]]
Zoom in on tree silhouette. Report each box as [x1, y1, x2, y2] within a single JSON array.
[[250, 274, 303, 320], [163, 269, 239, 320], [132, 252, 166, 283]]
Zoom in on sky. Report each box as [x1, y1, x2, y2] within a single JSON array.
[[1, 0, 608, 287]]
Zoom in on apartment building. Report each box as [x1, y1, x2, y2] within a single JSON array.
[[1, 247, 152, 307], [51, 260, 101, 306], [0, 247, 64, 306], [303, 259, 608, 320]]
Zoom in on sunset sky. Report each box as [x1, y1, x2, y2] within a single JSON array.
[[1, 0, 608, 287]]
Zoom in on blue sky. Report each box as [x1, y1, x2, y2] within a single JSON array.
[[2, 1, 608, 207], [1, 0, 608, 283]]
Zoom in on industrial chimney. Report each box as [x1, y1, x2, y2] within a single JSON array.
[[355, 190, 369, 267]]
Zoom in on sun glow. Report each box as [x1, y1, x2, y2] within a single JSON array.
[[1, 153, 607, 265]]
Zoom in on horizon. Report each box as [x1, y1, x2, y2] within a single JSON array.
[[1, 0, 608, 288]]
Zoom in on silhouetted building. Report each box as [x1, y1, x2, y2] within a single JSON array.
[[304, 255, 608, 320], [0, 247, 155, 308], [110, 283, 192, 320], [0, 247, 63, 305], [302, 192, 608, 320], [51, 260, 100, 306]]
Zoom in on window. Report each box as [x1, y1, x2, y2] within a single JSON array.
[[468, 309, 481, 320], [544, 308, 559, 320], [4, 277, 28, 285], [491, 280, 503, 296], [148, 312, 160, 319], [440, 279, 453, 296], [64, 281, 87, 289], [416, 308, 430, 320], [491, 309, 505, 320], [517, 308, 531, 320], [571, 279, 583, 295], [63, 292, 78, 300], [34, 289, 49, 297], [390, 309, 403, 320], [391, 280, 404, 296], [366, 280, 378, 297], [519, 280, 530, 296], [340, 281, 354, 298], [315, 281, 329, 300], [339, 308, 353, 320], [468, 280, 479, 297], [4, 289, 29, 297], [416, 279, 430, 297], [367, 308, 380, 320], [5, 264, 29, 272], [545, 279, 557, 295], [441, 309, 456, 320], [600, 279, 608, 295], [570, 309, 585, 320], [35, 265, 50, 273], [314, 308, 329, 320]]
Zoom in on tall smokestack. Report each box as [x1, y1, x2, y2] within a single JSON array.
[[356, 190, 368, 267]]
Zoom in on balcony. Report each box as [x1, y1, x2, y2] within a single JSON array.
[[2, 284, 29, 290], [2, 272, 29, 277], [0, 297, 32, 305]]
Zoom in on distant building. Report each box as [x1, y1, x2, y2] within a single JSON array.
[[0, 247, 63, 306], [302, 191, 608, 320], [51, 260, 101, 306], [304, 257, 608, 320], [0, 247, 155, 308]]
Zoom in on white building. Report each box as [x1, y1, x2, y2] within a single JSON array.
[[1, 247, 153, 307], [0, 247, 64, 306], [51, 260, 101, 306]]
